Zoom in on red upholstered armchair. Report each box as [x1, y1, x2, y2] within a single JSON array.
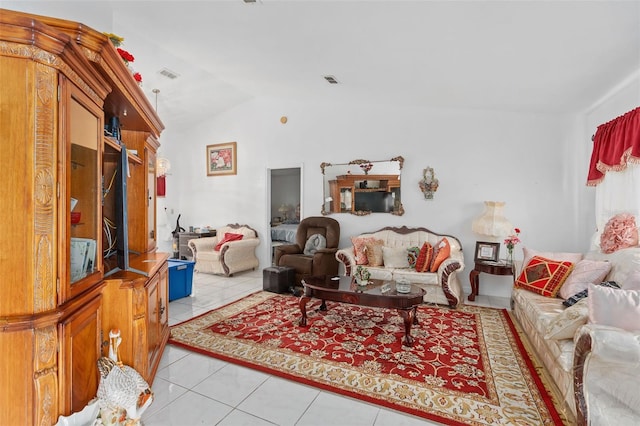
[[275, 216, 340, 285]]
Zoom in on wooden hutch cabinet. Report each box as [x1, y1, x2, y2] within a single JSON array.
[[0, 9, 167, 425]]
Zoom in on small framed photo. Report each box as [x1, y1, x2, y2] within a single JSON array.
[[207, 142, 237, 176], [474, 241, 500, 263]]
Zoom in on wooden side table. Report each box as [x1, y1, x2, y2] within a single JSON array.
[[468, 261, 513, 301]]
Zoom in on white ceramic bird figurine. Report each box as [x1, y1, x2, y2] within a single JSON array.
[[96, 357, 153, 425]]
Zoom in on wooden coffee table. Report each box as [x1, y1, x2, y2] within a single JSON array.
[[299, 275, 426, 346]]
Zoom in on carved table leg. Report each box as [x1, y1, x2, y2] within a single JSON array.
[[468, 269, 480, 301], [399, 309, 415, 347], [299, 296, 310, 326], [318, 300, 327, 311]]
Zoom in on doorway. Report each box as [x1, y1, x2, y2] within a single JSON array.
[[267, 166, 303, 265]]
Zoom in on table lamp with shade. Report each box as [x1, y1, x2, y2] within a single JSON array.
[[472, 201, 513, 263], [469, 201, 516, 301], [278, 204, 290, 221]]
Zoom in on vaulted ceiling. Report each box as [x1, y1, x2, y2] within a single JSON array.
[[5, 1, 640, 126]]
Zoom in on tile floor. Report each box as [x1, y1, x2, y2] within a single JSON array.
[[141, 270, 511, 426]]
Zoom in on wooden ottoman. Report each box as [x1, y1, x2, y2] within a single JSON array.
[[263, 266, 296, 293]]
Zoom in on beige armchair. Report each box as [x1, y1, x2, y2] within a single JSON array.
[[188, 224, 259, 276]]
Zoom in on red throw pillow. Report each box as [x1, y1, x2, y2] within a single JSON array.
[[415, 242, 434, 272], [515, 255, 574, 297], [215, 232, 244, 251], [430, 238, 451, 272]]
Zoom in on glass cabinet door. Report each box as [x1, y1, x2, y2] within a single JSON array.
[[63, 82, 102, 301]]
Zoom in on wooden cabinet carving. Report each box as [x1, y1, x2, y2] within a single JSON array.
[[0, 9, 166, 424]]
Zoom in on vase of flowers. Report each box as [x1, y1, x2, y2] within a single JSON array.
[[503, 228, 521, 266], [354, 265, 371, 286], [359, 163, 373, 175]]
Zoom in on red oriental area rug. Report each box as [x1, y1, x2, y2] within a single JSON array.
[[169, 291, 568, 425]]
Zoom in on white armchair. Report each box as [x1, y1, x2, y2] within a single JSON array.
[[574, 324, 640, 425], [188, 224, 259, 276]]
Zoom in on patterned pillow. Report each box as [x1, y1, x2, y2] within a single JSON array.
[[515, 256, 574, 297], [351, 236, 375, 265], [364, 239, 384, 267], [407, 246, 420, 268], [600, 213, 639, 254], [430, 238, 451, 272], [562, 281, 620, 307], [558, 259, 612, 300], [415, 242, 434, 272], [545, 298, 589, 340]]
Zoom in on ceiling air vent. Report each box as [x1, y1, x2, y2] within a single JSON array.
[[323, 75, 339, 84], [158, 68, 180, 80]]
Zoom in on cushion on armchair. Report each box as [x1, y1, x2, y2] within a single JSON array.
[[215, 232, 244, 251], [303, 234, 326, 255]]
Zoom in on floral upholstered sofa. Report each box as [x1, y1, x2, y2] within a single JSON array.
[[511, 244, 640, 424], [335, 226, 465, 308], [188, 224, 259, 276]]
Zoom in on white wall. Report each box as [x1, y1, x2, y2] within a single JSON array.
[[157, 97, 593, 298]]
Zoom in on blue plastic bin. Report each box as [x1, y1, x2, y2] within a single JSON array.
[[168, 259, 195, 301]]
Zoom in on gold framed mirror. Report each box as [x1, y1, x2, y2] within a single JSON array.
[[321, 156, 404, 216]]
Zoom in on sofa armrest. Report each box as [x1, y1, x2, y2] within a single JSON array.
[[574, 324, 640, 425], [188, 236, 219, 257], [336, 247, 356, 276], [219, 238, 260, 273], [437, 257, 464, 308]]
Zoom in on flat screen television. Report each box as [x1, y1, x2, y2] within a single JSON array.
[[354, 191, 395, 213]]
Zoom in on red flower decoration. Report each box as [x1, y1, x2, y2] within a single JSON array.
[[133, 72, 142, 83], [117, 48, 134, 63]]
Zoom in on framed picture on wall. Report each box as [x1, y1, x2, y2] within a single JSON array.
[[474, 241, 500, 263], [207, 142, 237, 176]]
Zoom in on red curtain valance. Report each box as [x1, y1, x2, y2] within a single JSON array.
[[587, 106, 640, 186]]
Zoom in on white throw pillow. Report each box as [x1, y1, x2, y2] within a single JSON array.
[[382, 246, 410, 268], [545, 298, 589, 340], [588, 283, 640, 332], [623, 271, 640, 291], [558, 259, 612, 300], [522, 247, 583, 270]]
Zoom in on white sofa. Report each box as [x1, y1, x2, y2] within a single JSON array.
[[511, 247, 640, 423], [188, 224, 259, 276], [335, 226, 465, 308]]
